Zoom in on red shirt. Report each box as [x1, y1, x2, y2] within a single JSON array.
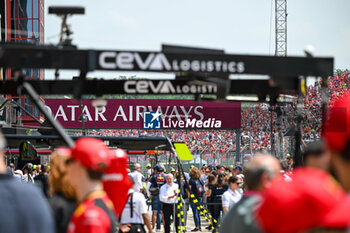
[[67, 191, 115, 233]]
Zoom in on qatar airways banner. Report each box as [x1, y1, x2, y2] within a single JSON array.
[[44, 99, 241, 129]]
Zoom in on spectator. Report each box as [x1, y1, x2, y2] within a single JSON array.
[[222, 175, 242, 213], [66, 138, 117, 233], [149, 165, 166, 232], [130, 163, 144, 193], [210, 173, 227, 231], [303, 140, 329, 171], [286, 155, 293, 169], [201, 167, 210, 185], [33, 164, 41, 177], [0, 133, 55, 233], [189, 167, 204, 232], [48, 151, 77, 233], [145, 163, 152, 181], [216, 165, 225, 174], [34, 164, 49, 197], [233, 165, 243, 175], [22, 163, 34, 183], [159, 173, 179, 233], [205, 174, 217, 230], [119, 175, 152, 233], [170, 168, 176, 177], [220, 154, 281, 233], [13, 169, 23, 182]]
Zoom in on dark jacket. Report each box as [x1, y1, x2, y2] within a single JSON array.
[[34, 173, 49, 197], [0, 173, 55, 233], [48, 192, 77, 233]]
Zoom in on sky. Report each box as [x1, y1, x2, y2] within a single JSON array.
[[44, 0, 350, 80]]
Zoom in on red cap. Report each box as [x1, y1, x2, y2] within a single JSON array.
[[69, 138, 110, 173], [256, 168, 346, 233], [323, 91, 350, 152]]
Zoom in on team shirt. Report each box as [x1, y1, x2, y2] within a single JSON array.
[[149, 173, 167, 191], [67, 191, 116, 233]]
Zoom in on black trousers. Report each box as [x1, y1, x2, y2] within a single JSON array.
[[212, 203, 222, 228], [162, 203, 179, 233], [208, 203, 215, 218]]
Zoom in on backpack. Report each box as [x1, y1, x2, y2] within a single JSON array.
[[149, 174, 165, 195], [149, 186, 160, 196]]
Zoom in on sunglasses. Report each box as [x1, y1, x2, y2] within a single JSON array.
[[236, 182, 243, 185]]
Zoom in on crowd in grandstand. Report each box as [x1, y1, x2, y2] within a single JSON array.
[[79, 72, 350, 157]]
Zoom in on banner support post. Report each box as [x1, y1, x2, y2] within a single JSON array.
[[235, 128, 241, 163]]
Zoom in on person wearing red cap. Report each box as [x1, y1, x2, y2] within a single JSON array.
[[323, 91, 350, 192], [66, 138, 116, 233], [256, 168, 347, 233]]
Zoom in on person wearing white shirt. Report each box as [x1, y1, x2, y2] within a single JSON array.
[[159, 174, 179, 233], [222, 175, 242, 213], [146, 180, 152, 198], [130, 163, 144, 193], [119, 177, 153, 233]]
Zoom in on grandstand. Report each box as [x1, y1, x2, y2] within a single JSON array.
[[70, 71, 350, 166]]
